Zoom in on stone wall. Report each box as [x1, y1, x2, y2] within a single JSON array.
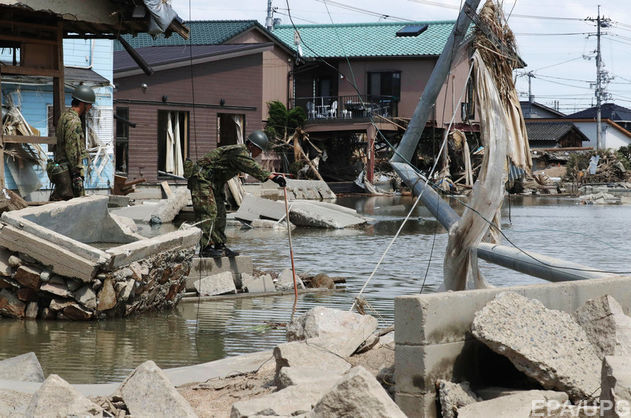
[[0, 246, 194, 320]]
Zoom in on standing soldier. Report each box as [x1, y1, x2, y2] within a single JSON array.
[[51, 84, 94, 200], [184, 130, 286, 258]]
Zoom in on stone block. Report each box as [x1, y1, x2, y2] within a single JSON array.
[[74, 285, 97, 310], [97, 278, 117, 311], [63, 303, 93, 320], [601, 356, 631, 418], [436, 380, 480, 418], [457, 390, 568, 418], [576, 295, 631, 359], [242, 273, 275, 293], [40, 282, 72, 298], [25, 374, 103, 417], [286, 306, 378, 357], [273, 341, 351, 388], [0, 352, 44, 382], [277, 366, 344, 389], [14, 265, 41, 289], [193, 271, 236, 296], [116, 360, 197, 417], [312, 366, 407, 418], [0, 248, 12, 276], [472, 292, 600, 402], [0, 288, 25, 318]]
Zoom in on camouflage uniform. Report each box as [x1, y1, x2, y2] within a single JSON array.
[[55, 108, 87, 197], [186, 144, 271, 249]]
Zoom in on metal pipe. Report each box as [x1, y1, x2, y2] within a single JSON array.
[[391, 0, 481, 163]]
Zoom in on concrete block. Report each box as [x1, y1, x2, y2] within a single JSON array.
[[601, 356, 631, 418], [457, 390, 569, 418], [395, 276, 631, 347], [25, 374, 103, 417], [193, 271, 236, 296], [395, 391, 437, 418], [234, 194, 285, 222], [472, 292, 601, 402], [0, 352, 44, 382], [190, 256, 253, 277], [0, 389, 31, 416], [277, 268, 305, 291], [273, 341, 351, 387], [0, 288, 26, 318], [107, 195, 131, 208], [0, 248, 12, 277], [289, 200, 367, 229], [576, 295, 631, 359], [242, 273, 275, 293], [436, 380, 479, 418], [231, 383, 331, 417]]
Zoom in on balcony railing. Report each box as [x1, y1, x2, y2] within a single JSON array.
[[293, 95, 398, 121]]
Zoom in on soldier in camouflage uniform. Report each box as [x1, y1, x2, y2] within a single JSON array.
[[184, 131, 286, 258], [52, 85, 94, 200]]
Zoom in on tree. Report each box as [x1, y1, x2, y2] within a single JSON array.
[[264, 101, 306, 142]]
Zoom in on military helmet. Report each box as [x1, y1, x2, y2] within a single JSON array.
[[72, 85, 96, 104], [246, 130, 269, 151]]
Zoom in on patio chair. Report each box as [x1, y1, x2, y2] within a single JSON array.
[[306, 101, 317, 119], [328, 100, 338, 118]]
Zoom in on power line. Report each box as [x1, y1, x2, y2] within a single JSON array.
[[513, 32, 590, 36], [313, 0, 414, 22]]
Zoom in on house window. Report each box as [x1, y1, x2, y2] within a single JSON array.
[[217, 114, 245, 146], [157, 110, 189, 176], [367, 71, 401, 101], [115, 107, 129, 174]]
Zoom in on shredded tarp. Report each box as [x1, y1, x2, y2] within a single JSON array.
[[443, 0, 531, 291], [143, 0, 179, 36]]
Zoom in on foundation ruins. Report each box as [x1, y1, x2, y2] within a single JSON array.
[[0, 196, 201, 320]]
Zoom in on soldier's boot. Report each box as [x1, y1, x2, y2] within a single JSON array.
[[215, 243, 239, 257], [200, 245, 223, 258]]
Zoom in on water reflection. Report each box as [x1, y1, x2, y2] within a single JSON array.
[[0, 195, 629, 383]]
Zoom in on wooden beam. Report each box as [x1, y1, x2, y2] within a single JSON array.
[[0, 65, 61, 78], [2, 135, 57, 144], [0, 33, 57, 46], [52, 21, 65, 137]]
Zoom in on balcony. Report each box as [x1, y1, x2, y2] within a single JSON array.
[[293, 95, 398, 121]]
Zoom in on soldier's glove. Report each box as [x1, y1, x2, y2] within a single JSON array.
[[271, 175, 287, 188]]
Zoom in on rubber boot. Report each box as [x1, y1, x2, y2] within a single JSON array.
[[215, 243, 239, 257], [201, 245, 223, 258]]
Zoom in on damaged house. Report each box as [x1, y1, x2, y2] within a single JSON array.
[[0, 0, 188, 200], [271, 21, 478, 188], [113, 20, 295, 183]]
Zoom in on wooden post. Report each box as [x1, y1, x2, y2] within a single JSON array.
[[366, 124, 376, 183], [52, 21, 65, 135]]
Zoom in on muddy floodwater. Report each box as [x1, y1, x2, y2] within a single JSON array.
[[1, 195, 629, 383]]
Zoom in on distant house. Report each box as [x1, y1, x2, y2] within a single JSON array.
[[520, 101, 565, 119], [563, 103, 631, 149], [272, 21, 477, 182], [525, 120, 589, 149], [114, 21, 294, 182], [566, 103, 631, 132]]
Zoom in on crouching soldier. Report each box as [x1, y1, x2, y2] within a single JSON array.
[[184, 130, 286, 257]]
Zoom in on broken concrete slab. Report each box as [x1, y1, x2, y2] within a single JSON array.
[[457, 390, 568, 418], [0, 248, 12, 277], [576, 295, 631, 359], [471, 292, 601, 402], [0, 388, 31, 416], [242, 273, 275, 293], [277, 366, 345, 389], [273, 341, 351, 388], [277, 268, 305, 291], [116, 360, 198, 417], [289, 200, 368, 229], [192, 271, 236, 296], [0, 352, 44, 382], [231, 383, 332, 417], [287, 306, 378, 357], [74, 285, 97, 310], [185, 255, 252, 291], [25, 374, 103, 417], [0, 288, 25, 319], [234, 194, 286, 222], [437, 380, 480, 418], [601, 356, 631, 418], [110, 188, 189, 225], [312, 366, 407, 418], [40, 282, 72, 298]]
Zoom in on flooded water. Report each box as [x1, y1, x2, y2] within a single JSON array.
[[0, 195, 630, 383]]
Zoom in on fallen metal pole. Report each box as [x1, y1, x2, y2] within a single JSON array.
[[392, 162, 615, 282], [391, 0, 481, 163]]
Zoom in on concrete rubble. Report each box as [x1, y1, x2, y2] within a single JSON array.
[[234, 194, 368, 229], [0, 389, 31, 416], [287, 306, 378, 357], [0, 352, 44, 382], [0, 196, 201, 320], [276, 268, 305, 291], [575, 295, 631, 359], [25, 374, 103, 417], [312, 366, 406, 418], [116, 360, 198, 417], [436, 380, 479, 418], [471, 291, 601, 402], [110, 187, 189, 224], [273, 341, 351, 388], [192, 271, 237, 296], [241, 272, 275, 293], [601, 356, 631, 418], [457, 390, 569, 418]]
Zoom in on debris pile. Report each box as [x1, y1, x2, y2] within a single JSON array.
[[565, 148, 631, 184], [432, 291, 631, 417]]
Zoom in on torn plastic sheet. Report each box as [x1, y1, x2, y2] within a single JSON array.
[[143, 0, 178, 36]]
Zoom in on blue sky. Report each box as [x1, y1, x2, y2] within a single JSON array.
[[170, 0, 631, 115]]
